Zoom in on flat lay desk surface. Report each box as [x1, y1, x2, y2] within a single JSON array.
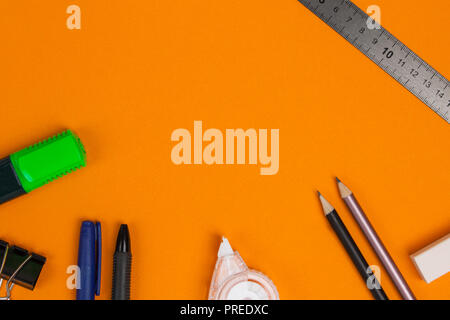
[[0, 0, 448, 299]]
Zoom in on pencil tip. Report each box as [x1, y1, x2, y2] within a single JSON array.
[[318, 192, 334, 215], [335, 177, 341, 183], [317, 191, 321, 197], [337, 178, 353, 198]]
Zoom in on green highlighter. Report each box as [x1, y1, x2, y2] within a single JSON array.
[[0, 130, 86, 204]]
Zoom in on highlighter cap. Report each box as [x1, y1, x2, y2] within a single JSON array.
[[0, 156, 26, 203], [10, 130, 86, 193]]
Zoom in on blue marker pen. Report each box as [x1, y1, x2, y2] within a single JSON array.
[[76, 221, 102, 300]]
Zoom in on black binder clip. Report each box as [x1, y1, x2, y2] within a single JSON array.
[[0, 240, 46, 300]]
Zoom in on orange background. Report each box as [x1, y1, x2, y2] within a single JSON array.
[[0, 0, 449, 300]]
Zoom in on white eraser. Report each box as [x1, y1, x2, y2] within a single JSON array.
[[411, 234, 450, 283]]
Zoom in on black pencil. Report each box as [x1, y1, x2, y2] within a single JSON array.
[[318, 192, 388, 300]]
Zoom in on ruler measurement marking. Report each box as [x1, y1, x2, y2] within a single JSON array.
[[297, 0, 450, 123]]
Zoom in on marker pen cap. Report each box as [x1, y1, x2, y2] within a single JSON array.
[[0, 130, 86, 204]]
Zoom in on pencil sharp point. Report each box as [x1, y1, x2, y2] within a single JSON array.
[[337, 179, 353, 198], [335, 177, 341, 183], [318, 192, 334, 215], [317, 190, 322, 197]]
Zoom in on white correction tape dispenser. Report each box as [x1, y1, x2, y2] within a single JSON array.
[[208, 237, 279, 300]]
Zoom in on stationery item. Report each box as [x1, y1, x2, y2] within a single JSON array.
[[336, 178, 415, 300], [0, 130, 86, 205], [411, 234, 450, 283], [0, 240, 46, 300], [297, 0, 449, 123], [112, 224, 132, 300], [77, 221, 102, 300], [318, 192, 388, 300], [209, 237, 279, 300]]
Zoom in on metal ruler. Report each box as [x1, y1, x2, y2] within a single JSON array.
[[297, 0, 450, 123]]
